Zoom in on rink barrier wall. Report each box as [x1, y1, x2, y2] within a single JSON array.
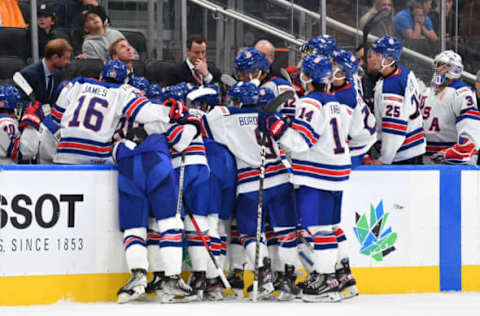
[[0, 164, 479, 305]]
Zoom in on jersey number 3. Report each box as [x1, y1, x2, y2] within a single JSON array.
[[68, 95, 109, 132]]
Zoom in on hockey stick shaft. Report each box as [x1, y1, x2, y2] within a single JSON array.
[[183, 201, 231, 289], [13, 72, 36, 103], [175, 152, 186, 230], [280, 68, 293, 85], [252, 132, 267, 302]]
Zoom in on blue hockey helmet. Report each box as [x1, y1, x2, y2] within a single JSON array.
[[307, 34, 337, 57], [257, 87, 275, 107], [147, 83, 165, 101], [187, 84, 220, 111], [0, 85, 21, 111], [371, 36, 402, 62], [227, 81, 259, 107], [101, 59, 128, 84], [234, 47, 270, 73], [331, 49, 360, 80], [128, 76, 150, 95], [176, 82, 197, 99], [301, 54, 333, 85], [163, 85, 185, 101]]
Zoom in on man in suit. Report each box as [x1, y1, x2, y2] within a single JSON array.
[[167, 34, 221, 86], [18, 38, 72, 106]]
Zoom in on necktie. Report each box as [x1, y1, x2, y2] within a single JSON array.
[[47, 74, 54, 102], [193, 70, 202, 86]]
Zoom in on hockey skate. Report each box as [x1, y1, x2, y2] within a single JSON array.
[[277, 265, 300, 301], [204, 276, 224, 301], [188, 271, 207, 301], [117, 269, 147, 303], [145, 271, 166, 295], [336, 258, 359, 300], [227, 269, 245, 298], [156, 274, 194, 303], [247, 258, 275, 300], [302, 273, 341, 303]]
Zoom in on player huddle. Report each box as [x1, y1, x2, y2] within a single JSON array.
[[1, 33, 479, 304]]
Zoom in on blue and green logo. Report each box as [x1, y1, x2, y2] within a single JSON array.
[[353, 200, 397, 261]]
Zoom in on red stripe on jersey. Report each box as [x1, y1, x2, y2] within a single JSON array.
[[465, 109, 480, 118], [301, 99, 322, 111], [58, 142, 111, 153], [292, 163, 350, 177], [126, 97, 148, 116], [382, 122, 408, 131], [167, 125, 183, 142], [237, 163, 286, 181], [402, 131, 424, 146], [292, 122, 317, 145], [384, 96, 403, 103], [51, 108, 63, 120]]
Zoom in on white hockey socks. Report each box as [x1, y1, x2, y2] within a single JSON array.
[[229, 218, 246, 271], [244, 236, 269, 269], [308, 225, 338, 274], [333, 225, 349, 270], [206, 214, 221, 279], [147, 218, 163, 272], [218, 219, 229, 270], [156, 217, 184, 276], [123, 227, 148, 272], [184, 214, 209, 272], [274, 226, 298, 268]]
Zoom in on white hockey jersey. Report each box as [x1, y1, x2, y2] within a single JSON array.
[[52, 77, 186, 164], [279, 91, 353, 191], [421, 80, 480, 164], [202, 106, 291, 194], [332, 81, 377, 158], [373, 65, 426, 164], [262, 77, 298, 118], [0, 114, 20, 164]]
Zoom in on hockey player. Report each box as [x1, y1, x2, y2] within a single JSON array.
[[422, 50, 480, 164], [0, 86, 22, 163], [201, 82, 299, 300], [128, 76, 150, 96], [328, 49, 376, 299], [258, 55, 354, 302], [366, 36, 426, 164], [186, 85, 237, 300]]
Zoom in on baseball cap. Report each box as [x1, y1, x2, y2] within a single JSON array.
[[81, 6, 107, 27], [38, 3, 55, 18]]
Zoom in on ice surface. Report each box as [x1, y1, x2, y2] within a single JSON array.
[[1, 293, 480, 316]]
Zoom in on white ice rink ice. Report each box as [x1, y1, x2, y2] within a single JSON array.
[[2, 293, 480, 316]]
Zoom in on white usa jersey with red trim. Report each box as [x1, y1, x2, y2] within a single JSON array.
[[279, 91, 353, 191], [202, 106, 291, 194], [374, 65, 426, 164], [0, 114, 21, 164], [52, 77, 171, 164], [421, 80, 480, 163], [262, 77, 298, 119]]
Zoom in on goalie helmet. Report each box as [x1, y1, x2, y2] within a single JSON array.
[[147, 83, 165, 101], [0, 85, 21, 111], [128, 76, 150, 95], [371, 36, 402, 62], [431, 50, 463, 88], [307, 34, 337, 57], [301, 54, 333, 85], [101, 59, 128, 84], [187, 84, 220, 111], [227, 81, 259, 107], [257, 87, 275, 107], [331, 49, 360, 80], [234, 47, 270, 73]]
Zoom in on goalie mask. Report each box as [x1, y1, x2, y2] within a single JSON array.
[[431, 50, 463, 88]]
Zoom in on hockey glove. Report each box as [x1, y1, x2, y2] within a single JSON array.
[[430, 138, 477, 164], [178, 114, 202, 139], [126, 126, 148, 145], [164, 98, 188, 122], [258, 111, 289, 141], [20, 102, 45, 130]]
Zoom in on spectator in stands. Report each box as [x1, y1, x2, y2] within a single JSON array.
[[394, 0, 438, 43], [0, 0, 26, 27], [326, 0, 356, 44], [77, 8, 137, 62], [254, 39, 282, 79], [18, 38, 72, 106], [476, 70, 480, 105], [360, 0, 395, 37], [167, 34, 221, 86], [109, 38, 136, 80], [55, 0, 109, 29], [429, 0, 457, 40], [37, 3, 61, 58]]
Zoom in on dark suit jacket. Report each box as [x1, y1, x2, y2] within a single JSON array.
[[19, 61, 62, 105], [167, 60, 222, 86]]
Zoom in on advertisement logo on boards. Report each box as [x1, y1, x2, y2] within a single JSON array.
[[353, 200, 397, 261]]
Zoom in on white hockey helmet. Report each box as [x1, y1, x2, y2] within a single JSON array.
[[433, 50, 463, 79]]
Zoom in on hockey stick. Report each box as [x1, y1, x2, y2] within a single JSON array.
[[175, 151, 186, 230], [280, 68, 293, 85], [13, 72, 36, 103], [263, 90, 295, 114], [220, 74, 237, 87], [183, 200, 232, 290]]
